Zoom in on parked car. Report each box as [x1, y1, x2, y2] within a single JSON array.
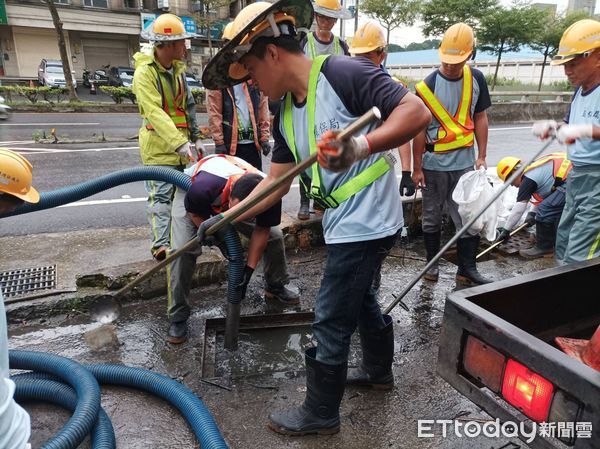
[[38, 59, 77, 89], [82, 65, 110, 88], [185, 72, 202, 89], [107, 66, 135, 88]]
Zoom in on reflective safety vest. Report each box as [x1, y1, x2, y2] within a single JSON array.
[[144, 64, 188, 130], [306, 33, 343, 59], [282, 55, 394, 209], [415, 65, 474, 153], [524, 152, 572, 205], [190, 154, 259, 213]]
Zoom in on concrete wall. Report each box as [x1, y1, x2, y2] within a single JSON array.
[[487, 102, 570, 124]]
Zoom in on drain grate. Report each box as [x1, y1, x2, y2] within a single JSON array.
[[0, 265, 57, 298]]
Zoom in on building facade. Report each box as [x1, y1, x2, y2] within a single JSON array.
[[0, 0, 253, 79]]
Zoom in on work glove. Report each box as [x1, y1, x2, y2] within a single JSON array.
[[235, 265, 255, 300], [524, 211, 536, 228], [214, 144, 228, 155], [197, 213, 226, 248], [316, 130, 370, 172], [260, 141, 271, 156], [399, 171, 416, 196], [532, 120, 558, 140], [494, 227, 510, 244], [557, 124, 594, 145], [176, 142, 193, 160], [194, 139, 206, 160]]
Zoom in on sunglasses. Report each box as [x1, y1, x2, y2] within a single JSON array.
[[552, 49, 595, 63]]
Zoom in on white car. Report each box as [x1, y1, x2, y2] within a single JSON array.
[[38, 59, 77, 89]]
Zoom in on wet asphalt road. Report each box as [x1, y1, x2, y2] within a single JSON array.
[[8, 242, 552, 449], [0, 112, 567, 237]]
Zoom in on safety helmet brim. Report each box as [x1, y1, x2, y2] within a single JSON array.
[[313, 4, 352, 20], [439, 48, 472, 65], [140, 28, 198, 42], [9, 186, 40, 203], [202, 0, 314, 90]]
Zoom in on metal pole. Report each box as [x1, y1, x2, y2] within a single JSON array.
[[476, 221, 529, 259], [383, 137, 556, 315]]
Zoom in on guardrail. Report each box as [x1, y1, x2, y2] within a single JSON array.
[[490, 91, 572, 102]]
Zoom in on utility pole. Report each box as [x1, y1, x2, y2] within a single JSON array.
[[354, 0, 359, 35]]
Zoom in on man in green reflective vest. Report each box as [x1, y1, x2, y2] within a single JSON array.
[[133, 13, 204, 262]]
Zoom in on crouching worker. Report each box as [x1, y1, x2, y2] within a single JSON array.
[[166, 154, 298, 343], [0, 149, 35, 448], [495, 152, 571, 259]]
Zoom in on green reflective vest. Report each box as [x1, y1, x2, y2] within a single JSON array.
[[306, 33, 343, 59], [282, 55, 393, 208], [144, 65, 188, 130]]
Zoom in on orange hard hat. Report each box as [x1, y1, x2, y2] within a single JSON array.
[[141, 13, 197, 42], [556, 325, 600, 372], [349, 21, 386, 55], [552, 19, 600, 65]]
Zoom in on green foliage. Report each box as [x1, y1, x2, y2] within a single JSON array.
[[42, 87, 68, 105], [478, 2, 547, 89], [99, 86, 137, 104], [31, 130, 43, 143], [0, 85, 16, 102], [362, 0, 421, 38], [420, 0, 499, 37], [191, 88, 206, 105], [388, 39, 441, 53], [0, 85, 68, 104]]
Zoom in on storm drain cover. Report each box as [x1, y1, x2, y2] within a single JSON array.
[[0, 265, 57, 298]]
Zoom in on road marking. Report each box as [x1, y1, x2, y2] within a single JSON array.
[[58, 197, 147, 208], [489, 126, 532, 132], [0, 140, 35, 145], [13, 146, 139, 154], [0, 122, 100, 126]]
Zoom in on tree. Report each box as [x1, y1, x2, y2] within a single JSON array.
[[45, 0, 78, 102], [529, 11, 589, 90], [193, 0, 231, 58], [478, 3, 546, 89], [361, 0, 421, 58], [420, 0, 498, 37]]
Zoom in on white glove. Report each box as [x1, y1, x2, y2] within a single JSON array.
[[317, 130, 370, 172], [532, 120, 558, 139], [557, 124, 594, 145], [176, 142, 191, 160]]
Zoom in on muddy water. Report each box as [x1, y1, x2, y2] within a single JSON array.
[[8, 243, 553, 448]]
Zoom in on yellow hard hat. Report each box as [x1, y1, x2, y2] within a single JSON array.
[[0, 148, 40, 203], [551, 19, 600, 65], [349, 21, 386, 55], [313, 0, 352, 20], [141, 13, 197, 42], [222, 22, 235, 41], [202, 0, 314, 90], [497, 156, 521, 182], [439, 22, 474, 64]]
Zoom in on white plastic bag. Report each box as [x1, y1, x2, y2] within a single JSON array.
[[452, 167, 499, 242]]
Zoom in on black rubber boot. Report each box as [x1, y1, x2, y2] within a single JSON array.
[[456, 236, 492, 286], [347, 314, 394, 390], [166, 320, 188, 344], [423, 231, 441, 281], [298, 185, 310, 221], [520, 221, 555, 259], [268, 347, 347, 436], [264, 284, 300, 306]]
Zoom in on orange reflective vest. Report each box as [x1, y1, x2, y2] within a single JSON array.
[[524, 152, 572, 205], [190, 154, 259, 213], [415, 65, 474, 153], [144, 65, 188, 130]]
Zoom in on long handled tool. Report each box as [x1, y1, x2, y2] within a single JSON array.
[[383, 137, 556, 315], [89, 107, 382, 324], [476, 221, 529, 259]]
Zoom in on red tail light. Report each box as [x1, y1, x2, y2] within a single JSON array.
[[502, 359, 554, 422]]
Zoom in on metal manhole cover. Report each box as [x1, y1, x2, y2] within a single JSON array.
[[0, 265, 57, 298]]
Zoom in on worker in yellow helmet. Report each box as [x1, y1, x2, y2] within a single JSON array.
[[206, 22, 272, 171], [412, 22, 492, 286], [202, 0, 430, 436], [349, 20, 415, 198], [532, 19, 600, 264], [133, 13, 205, 261], [495, 153, 572, 258], [0, 149, 35, 448], [296, 0, 352, 220]]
